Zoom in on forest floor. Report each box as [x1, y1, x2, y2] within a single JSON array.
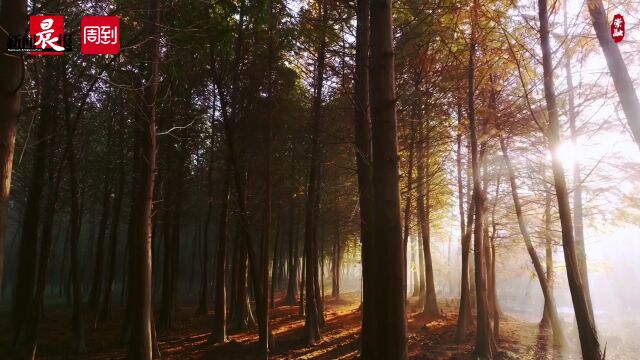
[[0, 291, 571, 359]]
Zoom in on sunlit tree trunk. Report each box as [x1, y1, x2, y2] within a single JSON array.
[[419, 119, 438, 317], [128, 0, 160, 357], [500, 138, 566, 347], [564, 1, 594, 322], [586, 0, 640, 148], [455, 105, 473, 341], [538, 0, 602, 357], [211, 163, 230, 344], [0, 0, 27, 290], [468, 2, 496, 356], [369, 0, 408, 356]]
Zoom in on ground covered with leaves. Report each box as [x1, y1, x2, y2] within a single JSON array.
[[0, 292, 576, 359]]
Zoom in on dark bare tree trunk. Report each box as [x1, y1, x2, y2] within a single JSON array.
[[586, 0, 640, 148], [128, 0, 160, 357], [99, 161, 125, 322], [500, 138, 566, 347], [89, 128, 113, 309], [285, 145, 298, 304], [0, 0, 27, 288], [369, 0, 407, 357], [63, 70, 86, 354], [538, 0, 601, 357]]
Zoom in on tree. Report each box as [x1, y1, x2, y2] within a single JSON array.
[[538, 0, 602, 358], [0, 0, 27, 290], [586, 0, 640, 148], [128, 0, 160, 357], [369, 0, 408, 357]]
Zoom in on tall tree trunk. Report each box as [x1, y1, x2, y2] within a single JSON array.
[[63, 69, 86, 354], [586, 0, 640, 148], [0, 0, 27, 289], [538, 0, 601, 357], [12, 61, 56, 349], [211, 163, 230, 344], [98, 161, 125, 322], [455, 123, 474, 343], [468, 2, 496, 356], [564, 0, 595, 323], [128, 0, 160, 357], [354, 0, 377, 356], [541, 178, 553, 326], [89, 173, 112, 309], [418, 120, 438, 317], [402, 101, 416, 303], [285, 141, 298, 304], [303, 2, 327, 345], [369, 0, 408, 357], [500, 138, 566, 346]]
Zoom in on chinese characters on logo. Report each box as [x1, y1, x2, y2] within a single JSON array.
[[81, 16, 120, 54], [611, 14, 625, 43], [29, 16, 70, 55]]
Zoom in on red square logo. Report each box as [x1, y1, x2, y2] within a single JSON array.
[[81, 16, 120, 55], [30, 16, 66, 55]]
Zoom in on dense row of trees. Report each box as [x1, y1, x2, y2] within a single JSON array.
[[1, 0, 638, 359]]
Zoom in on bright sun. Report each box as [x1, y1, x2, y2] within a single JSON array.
[[555, 142, 579, 167]]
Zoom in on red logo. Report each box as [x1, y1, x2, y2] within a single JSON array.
[[81, 16, 120, 55], [611, 14, 625, 43], [29, 16, 67, 55]]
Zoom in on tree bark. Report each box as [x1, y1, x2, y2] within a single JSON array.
[[128, 0, 160, 357], [0, 0, 27, 290], [212, 163, 230, 344], [468, 2, 496, 356], [500, 138, 566, 347], [564, 1, 595, 323], [586, 0, 640, 148], [538, 0, 601, 357], [369, 0, 408, 357], [353, 0, 377, 356]]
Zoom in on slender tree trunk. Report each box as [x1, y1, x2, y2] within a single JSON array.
[[500, 138, 565, 346], [211, 163, 230, 344], [563, 1, 595, 323], [63, 70, 87, 354], [418, 121, 438, 317], [303, 2, 327, 345], [369, 0, 408, 357], [89, 121, 113, 309], [354, 0, 377, 356], [586, 0, 640, 148], [402, 104, 416, 303], [455, 128, 473, 343], [0, 0, 27, 289], [12, 61, 56, 349], [128, 0, 160, 357], [538, 1, 601, 357], [285, 147, 298, 303], [468, 2, 496, 356], [99, 162, 125, 322]]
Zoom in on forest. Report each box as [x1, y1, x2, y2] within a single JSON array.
[[1, 0, 640, 359]]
